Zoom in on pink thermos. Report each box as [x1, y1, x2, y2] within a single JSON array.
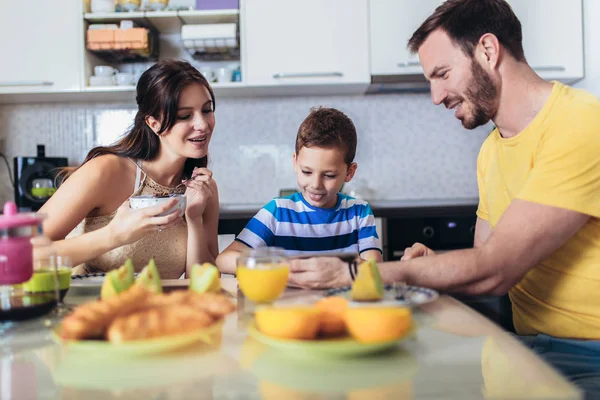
[[0, 202, 45, 285]]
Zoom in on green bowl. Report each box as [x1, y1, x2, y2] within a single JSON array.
[[22, 267, 71, 300]]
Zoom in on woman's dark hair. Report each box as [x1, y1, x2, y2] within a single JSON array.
[[407, 0, 526, 62], [61, 59, 215, 180]]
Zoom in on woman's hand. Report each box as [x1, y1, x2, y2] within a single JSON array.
[[184, 167, 217, 221], [106, 199, 182, 247], [401, 242, 436, 260], [31, 236, 56, 263]]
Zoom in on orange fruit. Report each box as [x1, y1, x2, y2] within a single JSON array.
[[345, 307, 412, 343], [255, 307, 320, 340], [314, 296, 349, 337]]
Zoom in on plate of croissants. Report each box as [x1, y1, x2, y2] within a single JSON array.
[[52, 285, 236, 357]]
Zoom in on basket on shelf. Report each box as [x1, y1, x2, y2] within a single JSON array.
[[86, 27, 159, 62], [181, 23, 239, 61]]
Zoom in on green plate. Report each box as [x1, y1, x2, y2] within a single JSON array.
[[247, 322, 412, 358], [243, 337, 419, 394], [54, 342, 238, 392], [52, 320, 223, 357]]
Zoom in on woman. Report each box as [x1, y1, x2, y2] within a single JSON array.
[[40, 60, 219, 279]]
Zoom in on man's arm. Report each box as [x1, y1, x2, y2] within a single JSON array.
[[473, 217, 492, 248], [379, 199, 589, 295]]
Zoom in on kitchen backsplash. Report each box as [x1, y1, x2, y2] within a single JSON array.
[[0, 93, 491, 206]]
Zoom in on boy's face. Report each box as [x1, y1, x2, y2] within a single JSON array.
[[293, 146, 357, 209]]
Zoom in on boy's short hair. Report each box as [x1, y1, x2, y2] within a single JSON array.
[[407, 0, 525, 62], [295, 107, 357, 165]]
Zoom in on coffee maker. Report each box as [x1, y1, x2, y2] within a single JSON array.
[[13, 145, 68, 211]]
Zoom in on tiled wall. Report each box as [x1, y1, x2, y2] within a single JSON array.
[[0, 93, 492, 206]]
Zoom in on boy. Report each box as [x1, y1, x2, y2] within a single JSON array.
[[216, 107, 382, 274]]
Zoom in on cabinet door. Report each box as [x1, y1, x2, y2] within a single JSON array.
[[243, 0, 369, 86], [0, 0, 83, 94], [370, 0, 443, 76], [507, 0, 583, 82]]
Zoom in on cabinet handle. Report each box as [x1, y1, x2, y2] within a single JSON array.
[[397, 61, 422, 67], [0, 81, 54, 87], [272, 72, 343, 79], [532, 66, 566, 72]]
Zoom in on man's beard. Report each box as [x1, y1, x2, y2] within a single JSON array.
[[458, 60, 498, 130]]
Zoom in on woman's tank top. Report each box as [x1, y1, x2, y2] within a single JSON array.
[[69, 159, 187, 279]]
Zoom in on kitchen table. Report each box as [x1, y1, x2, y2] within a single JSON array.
[[0, 276, 581, 399]]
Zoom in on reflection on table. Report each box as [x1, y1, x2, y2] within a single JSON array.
[[0, 276, 581, 400]]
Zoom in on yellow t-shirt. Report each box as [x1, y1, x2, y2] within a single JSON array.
[[476, 82, 600, 339]]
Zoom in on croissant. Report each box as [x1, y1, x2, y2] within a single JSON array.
[[190, 292, 237, 318], [60, 285, 152, 340], [144, 291, 236, 318], [107, 305, 214, 343]]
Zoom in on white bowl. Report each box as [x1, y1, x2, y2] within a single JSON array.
[[129, 194, 186, 217]]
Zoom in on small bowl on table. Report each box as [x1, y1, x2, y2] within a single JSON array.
[[129, 194, 186, 217], [22, 256, 72, 301]]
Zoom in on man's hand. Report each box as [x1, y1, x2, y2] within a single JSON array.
[[401, 242, 436, 260], [288, 257, 352, 289]]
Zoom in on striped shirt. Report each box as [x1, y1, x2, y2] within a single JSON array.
[[236, 192, 382, 256]]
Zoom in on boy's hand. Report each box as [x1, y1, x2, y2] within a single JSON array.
[[288, 257, 352, 289]]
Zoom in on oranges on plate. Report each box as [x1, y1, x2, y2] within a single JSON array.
[[252, 296, 414, 354]]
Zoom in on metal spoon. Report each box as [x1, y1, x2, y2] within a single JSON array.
[[393, 281, 409, 302]]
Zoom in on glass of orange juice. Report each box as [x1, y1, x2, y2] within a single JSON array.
[[236, 248, 289, 304]]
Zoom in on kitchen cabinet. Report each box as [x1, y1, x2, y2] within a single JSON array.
[[80, 9, 242, 99], [508, 0, 583, 82], [0, 0, 585, 103], [369, 0, 444, 77], [242, 0, 370, 90], [0, 0, 83, 94]]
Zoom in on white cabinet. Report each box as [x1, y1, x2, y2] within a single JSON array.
[[0, 0, 83, 94], [508, 0, 583, 83], [242, 0, 370, 88], [369, 0, 443, 76], [370, 0, 584, 84]]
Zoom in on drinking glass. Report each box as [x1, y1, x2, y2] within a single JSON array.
[[25, 255, 72, 317], [236, 248, 289, 304]]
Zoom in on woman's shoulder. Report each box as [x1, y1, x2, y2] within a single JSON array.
[[89, 153, 132, 169], [76, 154, 136, 184]]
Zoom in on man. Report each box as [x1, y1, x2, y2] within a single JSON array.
[[288, 0, 600, 389]]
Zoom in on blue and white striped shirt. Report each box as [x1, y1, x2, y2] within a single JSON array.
[[236, 192, 382, 256]]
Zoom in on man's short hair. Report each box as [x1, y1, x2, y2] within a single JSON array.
[[407, 0, 526, 62]]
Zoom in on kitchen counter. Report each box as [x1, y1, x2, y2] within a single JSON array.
[[0, 277, 581, 400], [219, 197, 479, 219]]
